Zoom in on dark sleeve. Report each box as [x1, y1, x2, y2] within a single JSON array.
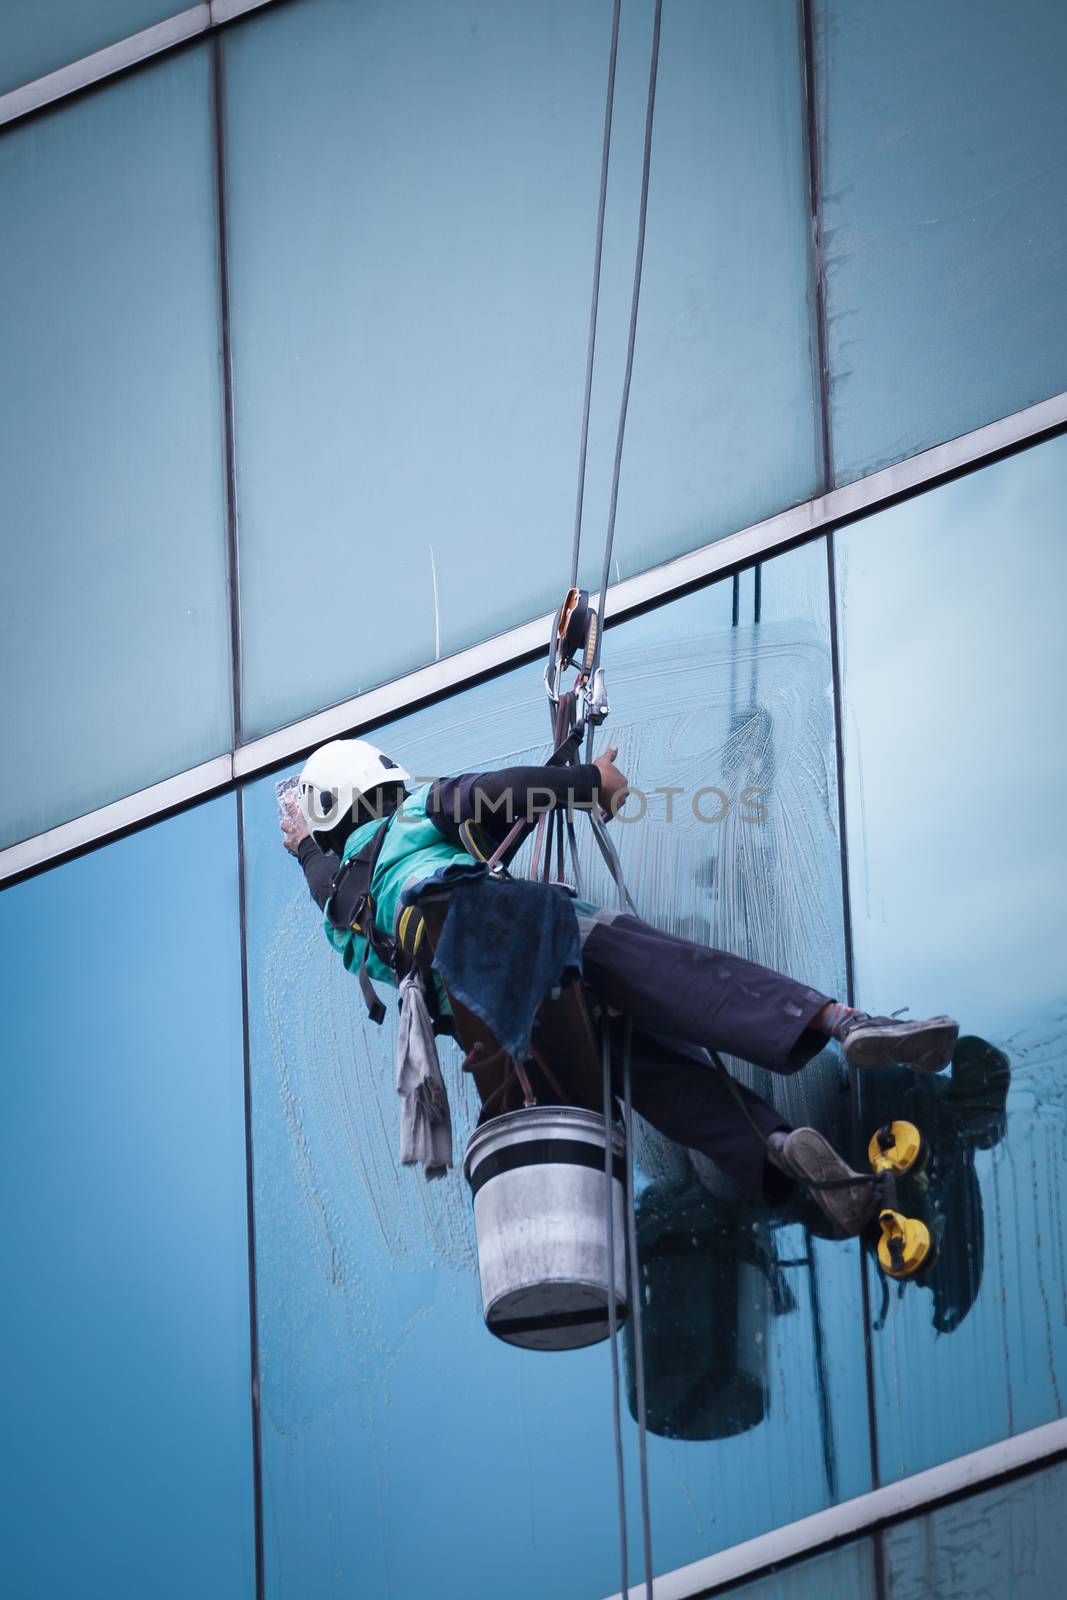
[[426, 765, 601, 847], [296, 836, 340, 912]]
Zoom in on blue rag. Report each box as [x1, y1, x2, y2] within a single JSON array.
[[418, 872, 582, 1061]]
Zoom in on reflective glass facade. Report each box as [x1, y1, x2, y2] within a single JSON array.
[[725, 1541, 876, 1600], [837, 435, 1067, 1480], [0, 0, 181, 95], [0, 46, 233, 848], [815, 0, 1067, 485], [4, 4, 1067, 1598], [883, 1458, 1067, 1599], [0, 798, 254, 1598], [3, 0, 1066, 844], [576, 0, 822, 589]]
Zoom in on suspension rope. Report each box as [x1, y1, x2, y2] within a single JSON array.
[[585, 9, 664, 1591], [589, 0, 663, 681], [570, 0, 622, 592], [621, 1019, 655, 1598], [602, 1026, 629, 1598]]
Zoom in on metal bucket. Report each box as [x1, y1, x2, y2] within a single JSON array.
[[464, 1106, 628, 1351]]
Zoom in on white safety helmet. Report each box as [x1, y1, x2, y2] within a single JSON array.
[[298, 738, 411, 847]]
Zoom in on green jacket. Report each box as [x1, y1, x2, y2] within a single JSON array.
[[324, 782, 471, 985]]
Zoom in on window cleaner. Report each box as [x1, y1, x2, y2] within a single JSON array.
[[280, 725, 960, 1238], [275, 2, 961, 1587]]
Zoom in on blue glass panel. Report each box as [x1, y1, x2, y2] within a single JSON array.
[[816, 0, 1067, 485], [224, 0, 621, 739], [245, 539, 870, 1597], [727, 1539, 876, 1600], [225, 0, 819, 741], [0, 797, 254, 1599], [0, 1, 180, 95], [885, 1461, 1067, 1599], [837, 435, 1067, 1480], [580, 0, 820, 587], [0, 48, 232, 848]]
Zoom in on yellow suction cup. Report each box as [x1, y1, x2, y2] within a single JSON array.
[[868, 1120, 925, 1177], [877, 1210, 933, 1280]]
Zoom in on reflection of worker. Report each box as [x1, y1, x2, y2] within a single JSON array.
[[282, 738, 959, 1238]]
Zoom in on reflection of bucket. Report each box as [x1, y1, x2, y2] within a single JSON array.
[[625, 1186, 769, 1440], [464, 1107, 627, 1351]]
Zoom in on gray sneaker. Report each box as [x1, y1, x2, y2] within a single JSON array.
[[837, 1013, 959, 1073], [774, 1127, 879, 1238]]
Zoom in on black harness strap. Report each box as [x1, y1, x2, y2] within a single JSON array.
[[328, 817, 397, 1023], [328, 815, 440, 1027]]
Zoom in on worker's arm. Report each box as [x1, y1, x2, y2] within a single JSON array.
[[296, 837, 340, 911], [427, 750, 627, 846], [281, 801, 340, 911]]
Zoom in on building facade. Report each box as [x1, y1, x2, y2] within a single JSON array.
[[2, 2, 1066, 1596]]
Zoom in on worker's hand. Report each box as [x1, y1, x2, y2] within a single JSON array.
[[281, 800, 310, 854], [594, 746, 629, 818]]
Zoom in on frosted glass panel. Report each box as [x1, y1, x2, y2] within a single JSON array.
[[0, 0, 180, 94], [244, 540, 871, 1598], [885, 1461, 1067, 1600], [0, 48, 232, 847], [837, 435, 1067, 1479], [580, 0, 820, 586], [0, 797, 254, 1599], [816, 0, 1067, 485]]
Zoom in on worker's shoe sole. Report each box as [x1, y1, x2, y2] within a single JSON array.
[[775, 1127, 879, 1238], [840, 1015, 959, 1074]]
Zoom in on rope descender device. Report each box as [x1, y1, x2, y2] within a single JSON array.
[[545, 587, 609, 737]]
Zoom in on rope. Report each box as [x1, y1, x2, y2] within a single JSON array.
[[621, 1019, 655, 1598], [585, 9, 663, 1589], [602, 1025, 629, 1598], [570, 0, 622, 591], [709, 1046, 881, 1193], [589, 0, 663, 682]]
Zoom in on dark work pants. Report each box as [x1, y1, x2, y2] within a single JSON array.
[[579, 913, 833, 1202]]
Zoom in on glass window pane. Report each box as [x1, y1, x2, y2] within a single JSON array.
[[224, 0, 622, 739], [885, 1461, 1067, 1600], [0, 796, 255, 1598], [581, 0, 820, 587], [726, 1539, 876, 1600], [816, 0, 1067, 485], [225, 0, 819, 741], [0, 48, 233, 848], [244, 539, 871, 1596], [0, 1, 181, 95], [837, 435, 1067, 1480]]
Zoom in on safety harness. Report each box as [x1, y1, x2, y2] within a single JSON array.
[[325, 816, 439, 1028]]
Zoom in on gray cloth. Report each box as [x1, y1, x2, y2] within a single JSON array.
[[396, 970, 452, 1180]]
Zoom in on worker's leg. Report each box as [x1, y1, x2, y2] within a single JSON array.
[[617, 1025, 878, 1235], [618, 1025, 792, 1202], [582, 912, 829, 1075]]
